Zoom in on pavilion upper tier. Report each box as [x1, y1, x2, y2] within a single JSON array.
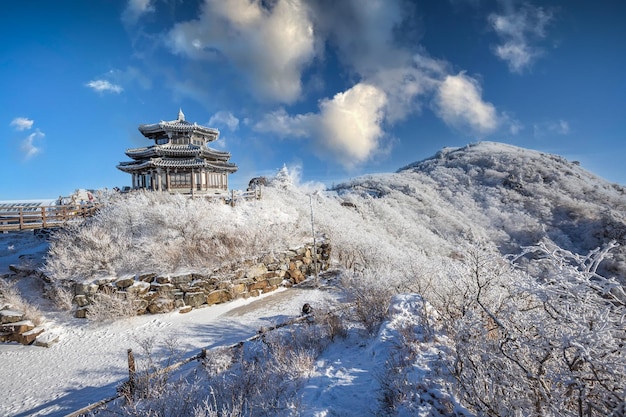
[[138, 108, 219, 143]]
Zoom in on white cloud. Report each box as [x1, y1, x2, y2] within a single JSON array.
[[488, 3, 553, 73], [534, 119, 570, 138], [21, 129, 44, 159], [109, 67, 152, 90], [10, 117, 44, 159], [256, 59, 502, 166], [555, 119, 570, 135], [167, 0, 316, 103], [501, 111, 523, 135], [122, 0, 154, 25], [164, 0, 504, 166], [309, 0, 407, 76], [208, 111, 240, 131], [316, 83, 388, 167], [433, 72, 498, 135], [366, 54, 449, 123], [85, 79, 124, 94], [256, 83, 388, 168], [10, 117, 34, 131], [255, 108, 313, 138]]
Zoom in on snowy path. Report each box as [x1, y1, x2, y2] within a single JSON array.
[[0, 287, 335, 417]]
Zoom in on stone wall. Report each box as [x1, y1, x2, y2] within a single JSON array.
[[73, 241, 331, 318]]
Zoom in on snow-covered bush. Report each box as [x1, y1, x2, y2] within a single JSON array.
[[449, 242, 626, 416], [119, 336, 201, 417], [0, 277, 44, 325], [85, 286, 139, 322], [45, 282, 74, 311], [342, 267, 399, 335], [43, 190, 313, 281], [366, 294, 469, 416]]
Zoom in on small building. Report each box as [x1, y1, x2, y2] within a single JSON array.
[[117, 110, 238, 195]]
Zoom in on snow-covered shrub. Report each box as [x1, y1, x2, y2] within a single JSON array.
[[200, 339, 306, 416], [0, 277, 44, 325], [86, 286, 139, 322], [193, 393, 246, 417], [315, 307, 348, 341], [342, 267, 399, 335], [450, 242, 626, 416], [43, 190, 313, 282], [45, 282, 74, 311], [119, 336, 202, 417]]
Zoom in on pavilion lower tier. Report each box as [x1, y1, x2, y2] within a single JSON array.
[[130, 169, 230, 194]]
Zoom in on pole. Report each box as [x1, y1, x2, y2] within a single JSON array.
[[309, 194, 319, 287], [127, 348, 136, 397]]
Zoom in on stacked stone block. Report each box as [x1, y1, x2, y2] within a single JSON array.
[[73, 241, 331, 317]]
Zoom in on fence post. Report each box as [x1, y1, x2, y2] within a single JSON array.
[[127, 348, 136, 397], [41, 206, 47, 228], [309, 194, 319, 287]]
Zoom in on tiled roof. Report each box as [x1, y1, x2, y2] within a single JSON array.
[[125, 144, 231, 160], [138, 120, 219, 138], [117, 157, 238, 173]]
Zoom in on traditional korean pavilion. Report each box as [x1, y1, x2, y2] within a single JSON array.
[[117, 110, 238, 194]]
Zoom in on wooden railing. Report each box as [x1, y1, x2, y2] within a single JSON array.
[[64, 310, 319, 417], [227, 187, 262, 206], [0, 204, 99, 232]]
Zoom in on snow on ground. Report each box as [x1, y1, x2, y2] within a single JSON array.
[[0, 231, 49, 275], [1, 231, 457, 417], [0, 232, 351, 417], [1, 242, 338, 417]]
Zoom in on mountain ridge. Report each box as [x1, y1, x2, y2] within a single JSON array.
[[336, 141, 626, 280]]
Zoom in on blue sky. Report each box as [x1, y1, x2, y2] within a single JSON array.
[[2, 0, 625, 199]]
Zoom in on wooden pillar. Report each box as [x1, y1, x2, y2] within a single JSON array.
[[156, 169, 162, 191], [191, 169, 195, 197]]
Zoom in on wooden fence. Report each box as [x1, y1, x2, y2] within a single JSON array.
[[64, 311, 317, 417], [0, 204, 99, 232], [0, 187, 262, 233], [227, 187, 262, 206]]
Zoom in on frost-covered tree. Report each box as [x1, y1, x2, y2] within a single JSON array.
[[450, 242, 626, 416]]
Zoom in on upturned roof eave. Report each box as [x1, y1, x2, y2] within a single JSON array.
[[116, 158, 238, 173], [125, 144, 231, 160], [138, 121, 219, 137]]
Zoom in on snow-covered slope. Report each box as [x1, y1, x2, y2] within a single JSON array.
[[336, 141, 626, 280]]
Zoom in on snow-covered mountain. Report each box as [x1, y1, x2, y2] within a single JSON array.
[[335, 141, 626, 280]]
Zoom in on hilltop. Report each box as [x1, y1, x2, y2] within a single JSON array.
[[336, 141, 626, 280]]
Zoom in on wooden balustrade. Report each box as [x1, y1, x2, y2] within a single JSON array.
[[0, 204, 99, 232]]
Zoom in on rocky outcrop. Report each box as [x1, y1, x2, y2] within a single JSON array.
[[71, 240, 331, 317], [0, 308, 57, 347]]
